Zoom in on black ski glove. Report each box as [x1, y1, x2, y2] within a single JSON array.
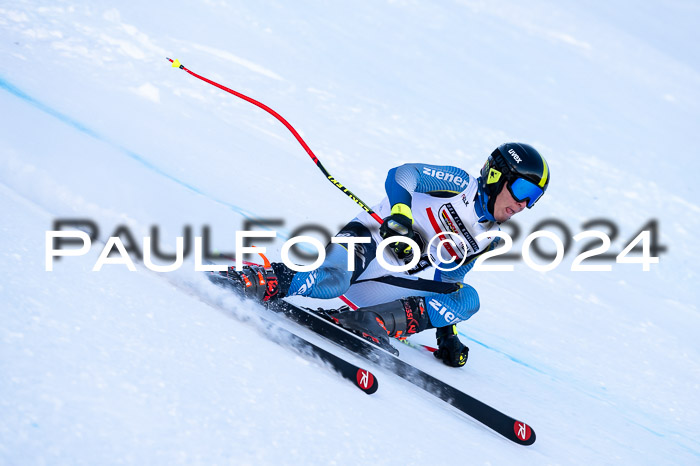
[[379, 204, 415, 260], [434, 325, 469, 367]]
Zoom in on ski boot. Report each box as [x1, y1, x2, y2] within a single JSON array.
[[209, 262, 296, 303], [328, 297, 432, 355]]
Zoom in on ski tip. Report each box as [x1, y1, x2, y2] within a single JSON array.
[[355, 368, 378, 395], [513, 420, 536, 445]]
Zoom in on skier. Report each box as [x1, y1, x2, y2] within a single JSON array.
[[220, 142, 550, 366]]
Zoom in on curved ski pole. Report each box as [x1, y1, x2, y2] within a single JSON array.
[[166, 58, 383, 225]]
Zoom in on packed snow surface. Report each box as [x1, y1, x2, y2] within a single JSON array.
[[1, 1, 699, 464]]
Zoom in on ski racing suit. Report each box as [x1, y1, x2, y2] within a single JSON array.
[[285, 163, 501, 330]]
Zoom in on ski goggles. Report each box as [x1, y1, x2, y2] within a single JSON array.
[[507, 177, 544, 208]]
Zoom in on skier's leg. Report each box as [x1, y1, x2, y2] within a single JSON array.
[[332, 296, 432, 348], [419, 283, 481, 328], [281, 220, 378, 299], [334, 282, 480, 347], [211, 220, 376, 302], [285, 242, 355, 299]]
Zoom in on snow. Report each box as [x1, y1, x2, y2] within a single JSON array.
[[1, 0, 699, 464]]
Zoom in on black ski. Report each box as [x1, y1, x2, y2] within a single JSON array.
[[273, 301, 535, 445], [268, 321, 378, 395], [175, 276, 378, 395], [208, 272, 535, 445]]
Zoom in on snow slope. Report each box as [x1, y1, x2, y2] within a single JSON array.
[[1, 1, 699, 464]]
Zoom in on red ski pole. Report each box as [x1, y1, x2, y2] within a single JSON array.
[[167, 58, 383, 225]]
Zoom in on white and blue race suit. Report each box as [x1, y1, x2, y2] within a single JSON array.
[[287, 163, 501, 328]]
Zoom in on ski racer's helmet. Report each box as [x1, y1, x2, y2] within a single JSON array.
[[479, 143, 550, 218]]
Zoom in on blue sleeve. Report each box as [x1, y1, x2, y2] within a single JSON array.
[[385, 163, 471, 208]]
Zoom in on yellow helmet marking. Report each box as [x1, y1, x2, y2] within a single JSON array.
[[538, 157, 549, 187], [487, 168, 502, 184]]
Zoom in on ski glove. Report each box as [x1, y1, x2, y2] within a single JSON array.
[[379, 203, 415, 260], [434, 325, 469, 367]]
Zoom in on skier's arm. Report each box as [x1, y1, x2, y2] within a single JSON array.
[[381, 163, 471, 260], [385, 163, 471, 212]]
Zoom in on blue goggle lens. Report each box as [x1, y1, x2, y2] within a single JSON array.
[[509, 178, 544, 208]]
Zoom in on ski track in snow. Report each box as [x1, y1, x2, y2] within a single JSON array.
[[0, 76, 265, 231]]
